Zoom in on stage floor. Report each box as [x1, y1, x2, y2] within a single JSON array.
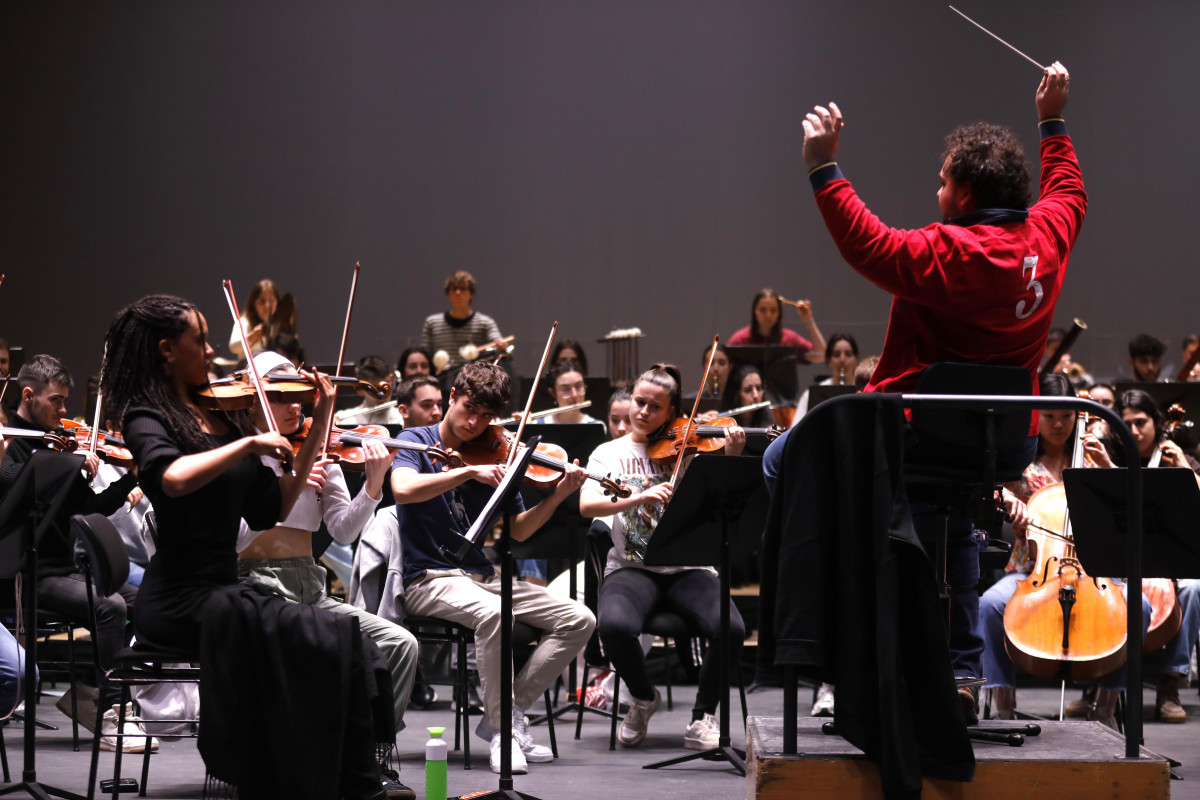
[[2, 682, 1198, 799]]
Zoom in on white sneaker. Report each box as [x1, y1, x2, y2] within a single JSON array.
[[490, 730, 528, 775], [511, 707, 553, 763], [618, 687, 661, 747], [811, 683, 835, 717], [99, 704, 159, 753], [683, 713, 720, 751]]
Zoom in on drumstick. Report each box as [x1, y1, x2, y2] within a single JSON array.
[[948, 6, 1045, 71]]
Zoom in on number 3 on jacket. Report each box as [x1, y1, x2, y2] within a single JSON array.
[[1015, 256, 1043, 320]]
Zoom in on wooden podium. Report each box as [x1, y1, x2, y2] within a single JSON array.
[[746, 716, 1170, 800]]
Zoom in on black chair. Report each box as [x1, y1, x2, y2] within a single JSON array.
[[0, 592, 91, 750], [403, 616, 558, 771], [73, 512, 200, 800], [575, 528, 747, 750], [903, 362, 1036, 735]]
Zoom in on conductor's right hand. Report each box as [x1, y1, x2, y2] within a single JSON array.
[[1036, 61, 1070, 119]]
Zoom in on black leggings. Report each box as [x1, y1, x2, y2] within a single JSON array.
[[597, 567, 744, 715]]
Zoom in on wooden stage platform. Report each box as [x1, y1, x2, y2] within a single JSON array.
[[746, 716, 1172, 800]]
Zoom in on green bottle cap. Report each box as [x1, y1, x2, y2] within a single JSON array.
[[427, 726, 446, 737]]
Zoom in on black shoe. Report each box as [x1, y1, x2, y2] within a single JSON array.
[[409, 681, 439, 710], [380, 766, 415, 800], [467, 682, 484, 714]]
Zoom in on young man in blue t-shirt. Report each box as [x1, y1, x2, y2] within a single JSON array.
[[390, 361, 594, 775]]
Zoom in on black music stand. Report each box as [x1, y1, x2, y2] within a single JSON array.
[[1064, 467, 1200, 579], [509, 424, 609, 725], [0, 449, 88, 800], [450, 441, 544, 800], [640, 455, 766, 776], [807, 383, 857, 411]]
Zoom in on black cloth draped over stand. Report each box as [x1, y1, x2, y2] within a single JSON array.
[[199, 584, 394, 800], [759, 394, 974, 799]]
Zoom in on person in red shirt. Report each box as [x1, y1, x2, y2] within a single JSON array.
[[765, 62, 1085, 716], [727, 289, 827, 364]]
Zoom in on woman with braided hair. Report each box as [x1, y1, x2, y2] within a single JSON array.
[[101, 294, 336, 656]]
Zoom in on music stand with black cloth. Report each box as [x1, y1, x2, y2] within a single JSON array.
[[0, 449, 89, 800], [509, 424, 609, 724], [726, 345, 800, 405], [639, 455, 766, 775]]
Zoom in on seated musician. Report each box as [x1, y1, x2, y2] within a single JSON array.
[[978, 373, 1149, 727], [579, 364, 747, 751], [339, 355, 402, 426], [106, 295, 391, 795], [1128, 334, 1166, 382], [389, 361, 594, 775], [397, 346, 434, 380], [396, 375, 443, 429], [0, 354, 141, 741], [1107, 389, 1200, 724], [549, 339, 590, 376], [236, 351, 420, 796], [227, 279, 281, 360], [532, 359, 604, 429], [727, 289, 827, 363], [795, 333, 859, 419]]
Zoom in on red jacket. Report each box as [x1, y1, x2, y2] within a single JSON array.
[[811, 122, 1086, 415]]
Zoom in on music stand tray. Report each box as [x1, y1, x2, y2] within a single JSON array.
[[1064, 467, 1200, 578], [640, 455, 766, 775]]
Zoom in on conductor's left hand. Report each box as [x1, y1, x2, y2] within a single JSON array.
[[802, 103, 844, 170]]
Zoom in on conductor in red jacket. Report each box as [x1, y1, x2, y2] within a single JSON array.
[[765, 62, 1086, 715]]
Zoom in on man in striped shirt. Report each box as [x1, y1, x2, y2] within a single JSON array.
[[421, 270, 507, 368]]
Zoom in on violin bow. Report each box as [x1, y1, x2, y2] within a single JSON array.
[[322, 262, 361, 459], [671, 334, 720, 487], [223, 279, 293, 474], [507, 322, 558, 469], [86, 343, 108, 457]]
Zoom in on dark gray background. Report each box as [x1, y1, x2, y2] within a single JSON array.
[[4, 1, 1196, 414]]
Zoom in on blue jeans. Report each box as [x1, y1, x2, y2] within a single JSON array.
[[1, 625, 35, 716], [980, 571, 1150, 688], [1163, 578, 1200, 676]]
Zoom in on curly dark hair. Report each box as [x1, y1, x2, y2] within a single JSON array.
[[452, 361, 510, 414], [102, 294, 254, 453], [942, 122, 1030, 211]]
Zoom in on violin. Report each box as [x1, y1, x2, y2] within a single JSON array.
[[193, 371, 385, 411], [455, 425, 630, 501], [290, 418, 464, 471], [58, 419, 135, 468], [0, 425, 80, 453], [1003, 406, 1128, 680], [645, 416, 782, 464]]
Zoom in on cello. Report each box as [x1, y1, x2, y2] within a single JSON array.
[[1002, 403, 1128, 681]]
